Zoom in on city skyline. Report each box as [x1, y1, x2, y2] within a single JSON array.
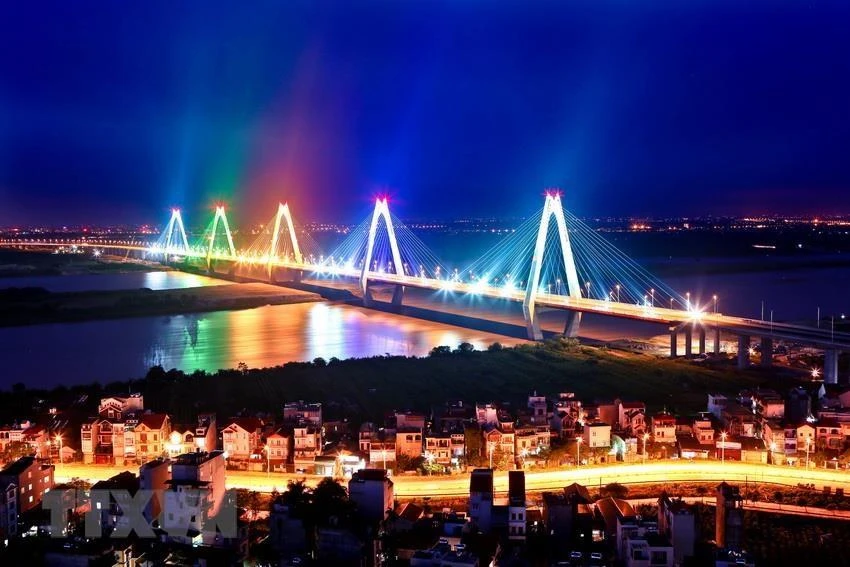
[[1, 2, 850, 225]]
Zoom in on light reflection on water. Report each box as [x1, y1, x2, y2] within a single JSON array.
[[0, 301, 525, 388], [0, 271, 228, 292]]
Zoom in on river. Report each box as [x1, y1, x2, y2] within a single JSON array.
[[0, 262, 848, 389]]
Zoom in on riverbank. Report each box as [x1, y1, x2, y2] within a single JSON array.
[[0, 282, 322, 327], [0, 249, 166, 277]]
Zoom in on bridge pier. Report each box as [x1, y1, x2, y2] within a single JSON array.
[[737, 335, 750, 369], [684, 326, 693, 358], [391, 285, 405, 307], [824, 349, 840, 384], [698, 327, 706, 355], [760, 337, 773, 368], [670, 328, 678, 358], [713, 327, 721, 355], [564, 311, 582, 338]]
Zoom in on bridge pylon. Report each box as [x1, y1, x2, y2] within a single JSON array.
[[522, 193, 582, 340], [207, 206, 237, 270], [268, 202, 303, 280], [360, 198, 405, 306]]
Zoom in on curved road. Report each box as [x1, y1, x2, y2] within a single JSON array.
[[55, 460, 850, 498]]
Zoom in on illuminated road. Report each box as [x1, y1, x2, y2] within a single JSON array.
[[55, 461, 850, 499]]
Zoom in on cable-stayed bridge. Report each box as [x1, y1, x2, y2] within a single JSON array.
[[3, 194, 849, 381]]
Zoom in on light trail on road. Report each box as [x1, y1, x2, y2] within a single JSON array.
[[55, 460, 850, 499]]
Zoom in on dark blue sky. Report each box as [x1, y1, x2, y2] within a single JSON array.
[[1, 1, 849, 226]]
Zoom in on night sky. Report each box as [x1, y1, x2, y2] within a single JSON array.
[[1, 1, 849, 226]]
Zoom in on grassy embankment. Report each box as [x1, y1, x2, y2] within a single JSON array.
[[127, 340, 793, 424], [0, 282, 320, 327]]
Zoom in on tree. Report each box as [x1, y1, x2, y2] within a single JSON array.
[[429, 345, 452, 357], [396, 454, 424, 472], [456, 342, 475, 354], [312, 357, 327, 367], [1, 441, 34, 464], [600, 483, 629, 499], [312, 478, 354, 526], [464, 425, 484, 467], [487, 342, 503, 352]]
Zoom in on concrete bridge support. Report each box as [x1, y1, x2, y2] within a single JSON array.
[[391, 285, 405, 307], [684, 326, 693, 358], [713, 327, 721, 355], [564, 311, 582, 338], [737, 335, 750, 369], [760, 337, 773, 368], [670, 329, 678, 358], [824, 349, 840, 384], [698, 327, 706, 355]]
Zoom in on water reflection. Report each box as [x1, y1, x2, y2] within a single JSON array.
[[0, 301, 528, 388], [0, 271, 228, 293]]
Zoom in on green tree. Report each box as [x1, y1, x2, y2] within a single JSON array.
[[456, 342, 475, 354], [487, 342, 503, 352], [600, 483, 629, 499], [1, 441, 34, 463], [312, 477, 354, 526], [429, 345, 452, 356], [464, 425, 484, 467]]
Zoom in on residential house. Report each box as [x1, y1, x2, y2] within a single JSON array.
[[359, 423, 396, 468], [475, 403, 499, 427], [815, 419, 844, 450], [0, 456, 54, 517], [707, 394, 728, 419], [552, 394, 582, 438], [582, 421, 611, 449], [618, 401, 647, 437], [266, 429, 290, 472], [221, 417, 264, 462], [395, 410, 426, 431], [483, 421, 515, 463], [396, 428, 424, 459], [162, 451, 228, 546], [692, 415, 716, 445], [424, 431, 453, 466], [292, 422, 322, 472], [657, 495, 695, 564], [796, 423, 816, 455], [469, 469, 494, 532], [527, 392, 548, 424], [348, 468, 394, 524], [651, 413, 676, 444], [283, 401, 322, 426], [753, 389, 784, 420], [720, 402, 756, 438], [507, 471, 526, 541], [132, 413, 171, 463], [786, 387, 812, 424]]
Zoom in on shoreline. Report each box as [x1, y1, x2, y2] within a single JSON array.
[[0, 282, 322, 327]]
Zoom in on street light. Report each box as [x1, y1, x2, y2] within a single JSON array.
[[805, 437, 811, 469], [650, 289, 655, 308], [585, 281, 591, 299], [643, 433, 649, 464], [615, 284, 620, 303], [487, 442, 495, 469], [686, 292, 691, 311], [769, 441, 777, 465], [264, 444, 271, 477], [812, 367, 821, 380], [575, 436, 583, 466], [713, 295, 718, 314], [720, 432, 727, 464]]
